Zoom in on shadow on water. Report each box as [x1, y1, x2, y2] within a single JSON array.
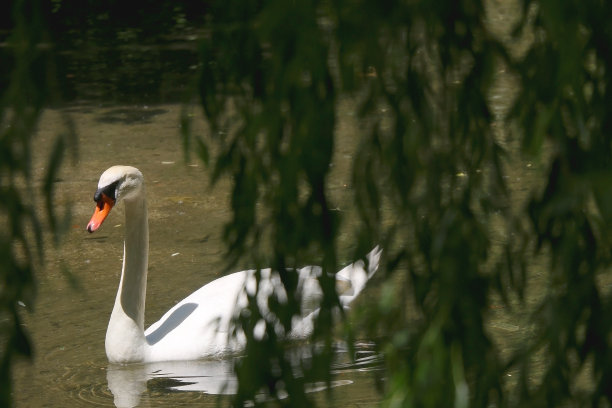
[[57, 44, 200, 105], [96, 107, 169, 125]]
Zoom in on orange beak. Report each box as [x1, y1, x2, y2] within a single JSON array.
[[87, 193, 115, 233]]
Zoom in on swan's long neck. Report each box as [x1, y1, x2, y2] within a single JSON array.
[[105, 192, 149, 363]]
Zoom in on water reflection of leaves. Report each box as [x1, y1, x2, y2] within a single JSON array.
[[96, 108, 168, 125]]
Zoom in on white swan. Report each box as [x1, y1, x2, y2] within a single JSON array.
[[86, 165, 380, 364]]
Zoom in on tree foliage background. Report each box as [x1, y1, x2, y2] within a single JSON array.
[[2, 0, 612, 407], [194, 0, 612, 406]]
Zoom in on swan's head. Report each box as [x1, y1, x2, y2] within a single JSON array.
[[86, 165, 144, 233]]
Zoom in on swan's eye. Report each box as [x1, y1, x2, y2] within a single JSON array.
[[93, 180, 120, 202]]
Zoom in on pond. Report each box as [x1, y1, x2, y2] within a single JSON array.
[[11, 92, 384, 406], [9, 1, 538, 405]]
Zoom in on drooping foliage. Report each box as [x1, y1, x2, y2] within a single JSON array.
[[509, 0, 612, 405], [4, 0, 612, 406], [0, 1, 73, 406], [192, 0, 612, 406]]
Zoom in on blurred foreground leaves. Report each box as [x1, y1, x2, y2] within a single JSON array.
[[0, 0, 74, 406], [3, 0, 612, 407], [190, 0, 612, 406]]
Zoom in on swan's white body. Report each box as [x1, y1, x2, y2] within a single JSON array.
[[87, 166, 380, 364]]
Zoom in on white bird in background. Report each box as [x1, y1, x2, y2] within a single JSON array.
[[86, 165, 381, 364]]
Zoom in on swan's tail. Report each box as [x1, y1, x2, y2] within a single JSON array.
[[365, 245, 382, 280], [336, 246, 382, 307]]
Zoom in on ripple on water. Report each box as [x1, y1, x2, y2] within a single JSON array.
[[331, 341, 384, 373], [56, 362, 115, 407]]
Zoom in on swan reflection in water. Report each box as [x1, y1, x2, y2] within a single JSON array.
[[107, 357, 237, 408], [106, 342, 380, 408]]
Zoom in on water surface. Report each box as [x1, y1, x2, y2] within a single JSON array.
[[11, 2, 537, 404], [12, 102, 382, 407]]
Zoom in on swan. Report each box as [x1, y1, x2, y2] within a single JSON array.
[[86, 165, 380, 364]]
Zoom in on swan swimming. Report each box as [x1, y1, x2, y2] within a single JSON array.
[[86, 165, 380, 364]]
